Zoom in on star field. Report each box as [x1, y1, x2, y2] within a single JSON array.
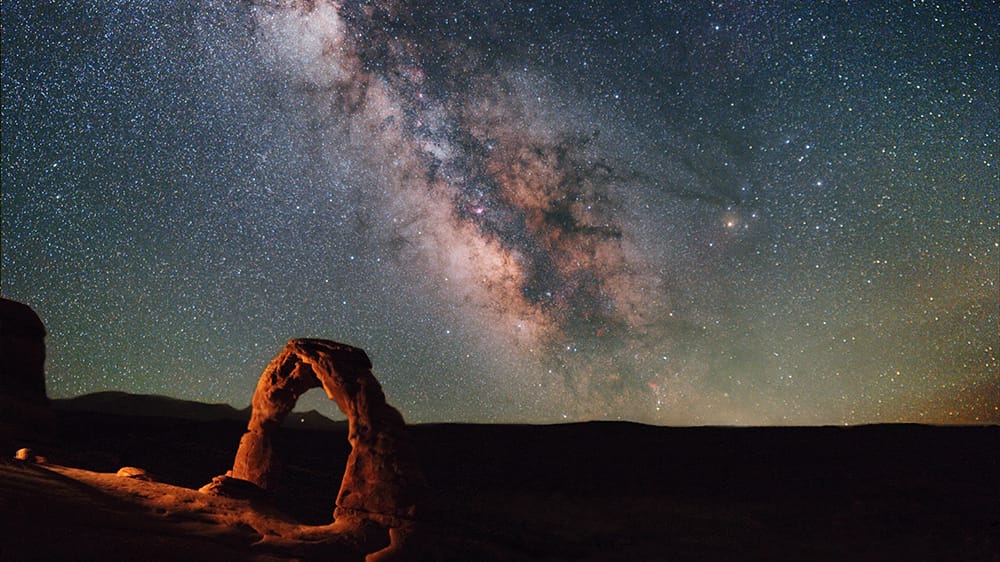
[[2, 0, 997, 424]]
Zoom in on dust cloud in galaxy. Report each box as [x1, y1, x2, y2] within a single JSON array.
[[247, 0, 743, 421]]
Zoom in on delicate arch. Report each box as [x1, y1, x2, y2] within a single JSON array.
[[230, 338, 423, 527]]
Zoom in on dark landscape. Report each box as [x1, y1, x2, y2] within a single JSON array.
[[3, 393, 997, 561]]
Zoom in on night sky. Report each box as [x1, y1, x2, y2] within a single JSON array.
[[2, 0, 997, 425]]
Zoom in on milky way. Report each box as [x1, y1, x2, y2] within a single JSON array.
[[251, 1, 672, 399], [2, 0, 997, 424]]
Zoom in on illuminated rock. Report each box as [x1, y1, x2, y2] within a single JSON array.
[[198, 473, 269, 501], [116, 466, 155, 481], [217, 338, 425, 559]]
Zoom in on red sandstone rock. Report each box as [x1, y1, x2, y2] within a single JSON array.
[[13, 447, 46, 464], [116, 467, 155, 481], [198, 473, 268, 501], [218, 338, 426, 558]]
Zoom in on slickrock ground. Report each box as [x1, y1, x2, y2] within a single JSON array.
[[2, 404, 997, 561]]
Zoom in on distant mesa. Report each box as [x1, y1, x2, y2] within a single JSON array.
[[54, 391, 245, 420], [52, 391, 347, 430], [204, 338, 427, 561], [1, 298, 54, 445]]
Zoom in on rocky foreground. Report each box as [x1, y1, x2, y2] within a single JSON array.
[[2, 403, 997, 561]]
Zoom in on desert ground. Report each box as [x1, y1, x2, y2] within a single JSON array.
[[2, 393, 997, 561]]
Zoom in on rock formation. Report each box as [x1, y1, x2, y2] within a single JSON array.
[[1, 298, 54, 445], [1, 298, 48, 404], [212, 338, 426, 560], [116, 466, 155, 481]]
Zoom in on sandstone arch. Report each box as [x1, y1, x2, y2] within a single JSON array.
[[228, 338, 424, 530]]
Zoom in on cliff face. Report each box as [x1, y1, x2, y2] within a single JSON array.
[[1, 298, 48, 403], [1, 298, 53, 445]]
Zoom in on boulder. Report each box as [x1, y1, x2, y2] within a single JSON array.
[[199, 473, 268, 501], [13, 447, 46, 464], [116, 466, 155, 481]]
